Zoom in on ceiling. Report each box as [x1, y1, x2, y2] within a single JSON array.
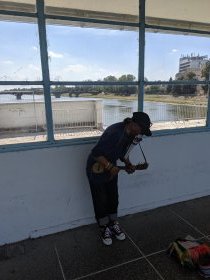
[[0, 0, 210, 33]]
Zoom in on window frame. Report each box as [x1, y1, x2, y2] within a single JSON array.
[[0, 0, 209, 153]]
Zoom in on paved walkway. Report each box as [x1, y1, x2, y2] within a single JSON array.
[[1, 195, 210, 279], [0, 119, 206, 145]]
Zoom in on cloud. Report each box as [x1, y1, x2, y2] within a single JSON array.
[[28, 64, 40, 71], [32, 46, 38, 51], [4, 64, 42, 81], [53, 63, 125, 81], [64, 64, 87, 73], [169, 48, 179, 55], [48, 51, 63, 58], [2, 60, 14, 64]]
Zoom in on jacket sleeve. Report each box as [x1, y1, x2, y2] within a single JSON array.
[[91, 129, 120, 158]]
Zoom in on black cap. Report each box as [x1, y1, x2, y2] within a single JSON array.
[[132, 112, 152, 136]]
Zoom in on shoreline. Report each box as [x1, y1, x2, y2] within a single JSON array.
[[0, 93, 207, 106], [80, 93, 207, 106]]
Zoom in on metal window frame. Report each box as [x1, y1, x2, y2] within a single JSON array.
[[36, 0, 54, 142], [0, 0, 210, 153]]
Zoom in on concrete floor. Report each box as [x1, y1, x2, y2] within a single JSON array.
[[1, 195, 210, 280]]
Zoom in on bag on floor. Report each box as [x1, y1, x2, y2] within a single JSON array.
[[168, 237, 210, 278]]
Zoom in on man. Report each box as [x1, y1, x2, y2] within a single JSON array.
[[86, 112, 152, 245]]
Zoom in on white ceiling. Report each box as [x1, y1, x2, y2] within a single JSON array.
[[0, 0, 210, 31], [146, 0, 210, 25]]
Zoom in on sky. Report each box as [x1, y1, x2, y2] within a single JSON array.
[[0, 20, 210, 84]]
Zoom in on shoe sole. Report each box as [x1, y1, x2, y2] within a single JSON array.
[[115, 234, 126, 241], [102, 238, 112, 245]]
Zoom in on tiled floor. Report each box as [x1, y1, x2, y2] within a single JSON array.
[[1, 195, 210, 280]]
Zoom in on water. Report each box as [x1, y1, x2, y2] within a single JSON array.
[[0, 94, 207, 126], [102, 99, 207, 126]]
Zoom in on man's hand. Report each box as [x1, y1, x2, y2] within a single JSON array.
[[125, 163, 136, 174], [139, 162, 149, 170], [109, 166, 120, 177], [123, 158, 135, 174]]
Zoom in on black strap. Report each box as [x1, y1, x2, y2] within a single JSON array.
[[138, 142, 147, 164]]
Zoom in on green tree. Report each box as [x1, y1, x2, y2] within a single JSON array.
[[118, 74, 136, 82], [183, 72, 197, 96], [93, 80, 103, 95], [166, 77, 173, 94], [202, 61, 210, 80], [118, 74, 136, 96], [103, 75, 118, 94], [173, 72, 197, 96], [186, 71, 196, 80], [201, 61, 210, 94], [172, 76, 184, 96], [103, 75, 118, 82]]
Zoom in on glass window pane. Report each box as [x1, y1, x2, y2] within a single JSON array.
[[144, 83, 208, 131], [0, 85, 47, 145], [46, 23, 138, 82], [0, 20, 41, 81], [145, 32, 210, 81], [50, 85, 138, 140]]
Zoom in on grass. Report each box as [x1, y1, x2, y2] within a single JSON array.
[[80, 93, 208, 106], [144, 94, 208, 105]]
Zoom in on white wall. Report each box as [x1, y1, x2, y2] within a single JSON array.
[[0, 99, 102, 130], [0, 131, 210, 245]]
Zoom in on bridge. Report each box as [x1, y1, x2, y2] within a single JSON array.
[[0, 90, 43, 100], [0, 89, 101, 100]]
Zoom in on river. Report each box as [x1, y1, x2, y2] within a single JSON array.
[[102, 98, 206, 126], [0, 94, 206, 126]]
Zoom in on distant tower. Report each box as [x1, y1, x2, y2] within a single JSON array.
[[176, 54, 209, 80], [179, 54, 208, 73]]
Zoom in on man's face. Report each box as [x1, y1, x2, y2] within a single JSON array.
[[129, 122, 142, 136]]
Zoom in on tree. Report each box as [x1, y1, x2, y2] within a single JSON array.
[[166, 77, 173, 94], [93, 80, 103, 95], [118, 74, 136, 82], [183, 72, 197, 96], [201, 61, 210, 94], [172, 72, 197, 96], [186, 71, 196, 80], [103, 75, 118, 82], [172, 76, 184, 96], [103, 75, 118, 94], [202, 61, 210, 81], [118, 74, 136, 96]]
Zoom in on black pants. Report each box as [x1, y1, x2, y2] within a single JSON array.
[[87, 172, 119, 225]]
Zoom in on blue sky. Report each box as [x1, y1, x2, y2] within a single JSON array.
[[0, 21, 210, 82]]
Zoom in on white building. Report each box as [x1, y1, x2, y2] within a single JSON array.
[[176, 54, 209, 80]]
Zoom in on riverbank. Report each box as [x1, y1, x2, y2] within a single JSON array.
[[81, 93, 208, 106]]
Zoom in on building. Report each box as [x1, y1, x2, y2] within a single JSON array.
[[176, 54, 209, 80]]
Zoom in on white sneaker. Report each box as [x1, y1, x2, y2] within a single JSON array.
[[110, 221, 126, 241], [100, 226, 113, 246]]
